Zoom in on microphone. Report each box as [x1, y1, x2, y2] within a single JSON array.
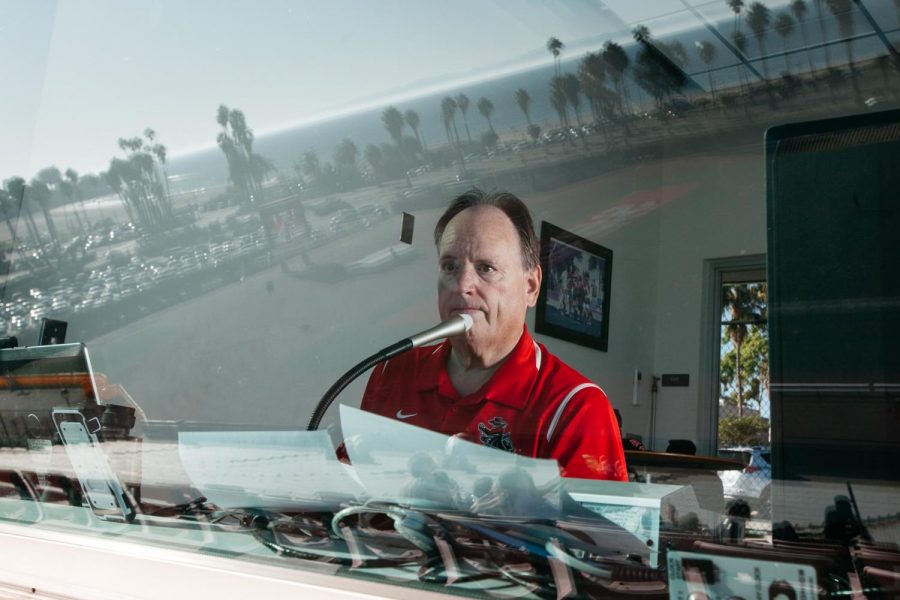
[[307, 314, 474, 431], [409, 313, 473, 348]]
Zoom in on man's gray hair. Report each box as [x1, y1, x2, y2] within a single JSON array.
[[433, 188, 540, 271]]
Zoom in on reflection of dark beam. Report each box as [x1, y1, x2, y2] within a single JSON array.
[[678, 0, 764, 82], [854, 0, 900, 59]]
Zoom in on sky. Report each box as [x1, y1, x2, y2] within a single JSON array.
[[1, 0, 741, 182]]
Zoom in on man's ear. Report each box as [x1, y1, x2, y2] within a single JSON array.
[[525, 266, 542, 307]]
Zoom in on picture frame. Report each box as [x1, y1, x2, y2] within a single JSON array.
[[534, 221, 613, 351]]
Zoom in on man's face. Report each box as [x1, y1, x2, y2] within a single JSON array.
[[437, 205, 541, 360]]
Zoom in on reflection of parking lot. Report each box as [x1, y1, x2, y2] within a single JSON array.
[[717, 446, 771, 516]]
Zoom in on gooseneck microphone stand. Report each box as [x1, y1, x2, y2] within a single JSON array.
[[307, 314, 473, 431]]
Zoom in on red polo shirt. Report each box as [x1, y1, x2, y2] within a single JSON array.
[[360, 327, 628, 481]]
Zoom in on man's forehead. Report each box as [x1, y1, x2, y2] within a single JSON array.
[[438, 206, 518, 249]]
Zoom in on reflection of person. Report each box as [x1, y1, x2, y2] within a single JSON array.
[[360, 189, 627, 481]]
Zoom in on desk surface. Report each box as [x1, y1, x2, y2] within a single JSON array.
[[625, 450, 744, 471]]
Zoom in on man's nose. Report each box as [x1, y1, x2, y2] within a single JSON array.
[[455, 264, 478, 292]]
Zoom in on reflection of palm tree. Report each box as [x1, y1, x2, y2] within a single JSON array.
[[404, 109, 425, 150], [560, 73, 583, 125], [440, 96, 459, 147], [696, 41, 719, 100], [813, 0, 833, 70], [602, 41, 630, 115], [791, 0, 817, 82], [456, 94, 472, 144], [578, 52, 608, 122], [514, 88, 532, 127], [550, 77, 569, 128], [476, 97, 496, 134], [547, 36, 564, 77], [774, 12, 796, 73], [825, 0, 855, 70], [746, 2, 772, 79], [381, 106, 405, 145]]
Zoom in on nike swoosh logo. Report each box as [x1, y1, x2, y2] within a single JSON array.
[[396, 410, 417, 420]]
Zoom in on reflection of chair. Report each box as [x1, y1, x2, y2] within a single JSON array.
[[665, 440, 696, 455]]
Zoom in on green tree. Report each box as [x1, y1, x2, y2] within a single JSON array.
[[547, 36, 564, 77], [721, 283, 767, 417], [774, 12, 796, 73], [746, 2, 772, 79], [455, 94, 473, 144], [719, 414, 768, 446]]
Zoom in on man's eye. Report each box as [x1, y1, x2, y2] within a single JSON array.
[[478, 264, 496, 274], [441, 262, 457, 273]]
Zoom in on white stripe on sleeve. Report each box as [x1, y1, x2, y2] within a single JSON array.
[[546, 383, 601, 442]]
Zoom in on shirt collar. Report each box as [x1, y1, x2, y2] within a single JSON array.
[[419, 326, 538, 410]]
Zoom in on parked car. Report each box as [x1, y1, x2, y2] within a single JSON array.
[[718, 446, 772, 514]]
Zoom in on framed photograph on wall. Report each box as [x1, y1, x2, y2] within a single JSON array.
[[535, 222, 612, 351]]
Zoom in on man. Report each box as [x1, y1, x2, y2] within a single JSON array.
[[361, 189, 627, 481]]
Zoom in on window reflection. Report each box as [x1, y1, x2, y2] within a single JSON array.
[[1, 0, 898, 597]]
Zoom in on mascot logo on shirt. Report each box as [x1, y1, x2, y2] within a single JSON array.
[[478, 416, 515, 453]]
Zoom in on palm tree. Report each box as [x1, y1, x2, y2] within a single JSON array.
[[33, 167, 62, 247], [404, 109, 425, 150], [790, 0, 818, 82], [578, 52, 608, 122], [456, 94, 473, 144], [746, 2, 772, 79], [727, 0, 745, 31], [514, 88, 532, 127], [774, 12, 796, 73], [364, 144, 384, 180], [560, 73, 583, 125], [476, 97, 496, 134], [696, 41, 719, 101], [602, 41, 631, 115], [812, 0, 835, 72], [28, 179, 58, 249], [825, 0, 855, 70], [0, 189, 19, 241], [722, 283, 767, 418], [381, 106, 405, 145], [440, 96, 460, 147], [5, 177, 40, 245], [547, 37, 564, 77], [549, 77, 569, 128]]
